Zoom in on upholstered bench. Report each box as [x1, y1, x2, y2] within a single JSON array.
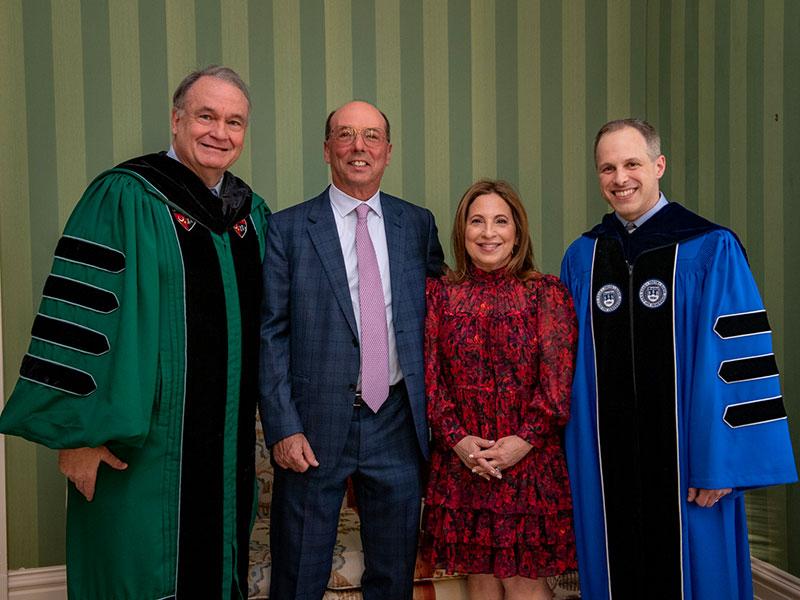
[[248, 421, 580, 599]]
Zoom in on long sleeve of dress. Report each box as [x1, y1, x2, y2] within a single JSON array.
[[516, 276, 578, 447], [425, 277, 468, 448]]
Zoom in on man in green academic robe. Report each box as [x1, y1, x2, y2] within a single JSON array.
[[0, 65, 269, 599]]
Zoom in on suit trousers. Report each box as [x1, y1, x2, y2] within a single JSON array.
[[269, 384, 423, 600]]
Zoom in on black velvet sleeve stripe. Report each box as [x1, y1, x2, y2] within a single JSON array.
[[43, 275, 119, 313], [19, 354, 97, 396], [713, 310, 771, 339], [718, 354, 779, 383], [723, 396, 787, 428], [32, 314, 110, 355], [54, 236, 125, 273]]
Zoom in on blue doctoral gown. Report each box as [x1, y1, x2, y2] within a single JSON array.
[[560, 201, 797, 600]]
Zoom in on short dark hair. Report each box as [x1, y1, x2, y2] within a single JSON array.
[[172, 65, 251, 111], [324, 104, 391, 142], [594, 118, 661, 164]]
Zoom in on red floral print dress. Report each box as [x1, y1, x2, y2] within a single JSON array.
[[422, 268, 578, 579]]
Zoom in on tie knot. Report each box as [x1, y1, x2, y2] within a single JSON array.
[[625, 221, 637, 234], [356, 203, 371, 221]]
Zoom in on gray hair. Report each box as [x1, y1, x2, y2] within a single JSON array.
[[594, 118, 661, 164], [172, 65, 251, 110]]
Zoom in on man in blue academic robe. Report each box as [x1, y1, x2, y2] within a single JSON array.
[[560, 118, 797, 599]]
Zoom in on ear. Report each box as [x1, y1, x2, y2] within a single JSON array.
[[655, 154, 666, 179], [323, 140, 332, 165], [171, 108, 180, 136], [385, 142, 393, 166]]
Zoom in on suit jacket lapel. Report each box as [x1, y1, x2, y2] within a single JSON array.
[[307, 190, 359, 337], [381, 193, 406, 319]]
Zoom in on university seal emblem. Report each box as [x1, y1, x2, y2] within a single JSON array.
[[596, 284, 622, 313], [639, 279, 668, 308]]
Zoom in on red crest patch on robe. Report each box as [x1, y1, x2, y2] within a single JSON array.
[[173, 211, 196, 232], [233, 219, 248, 238]]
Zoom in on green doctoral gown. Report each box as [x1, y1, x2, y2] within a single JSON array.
[[0, 152, 269, 600]]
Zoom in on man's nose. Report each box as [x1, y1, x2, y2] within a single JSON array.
[[209, 119, 226, 138], [352, 132, 366, 150]]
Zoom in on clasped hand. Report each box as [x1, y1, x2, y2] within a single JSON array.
[[453, 434, 532, 481]]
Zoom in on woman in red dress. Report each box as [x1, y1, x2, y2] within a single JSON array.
[[422, 180, 577, 600]]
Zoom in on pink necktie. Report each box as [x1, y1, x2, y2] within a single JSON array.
[[355, 203, 390, 412]]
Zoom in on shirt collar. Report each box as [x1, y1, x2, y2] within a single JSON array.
[[615, 192, 668, 228], [328, 183, 383, 218], [167, 146, 224, 196]]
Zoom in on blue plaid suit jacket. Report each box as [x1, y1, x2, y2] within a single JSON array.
[[259, 188, 444, 464]]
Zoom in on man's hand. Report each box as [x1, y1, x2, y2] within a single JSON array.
[[687, 487, 732, 507], [272, 433, 319, 472], [453, 435, 496, 480], [58, 446, 128, 501], [471, 435, 533, 478]]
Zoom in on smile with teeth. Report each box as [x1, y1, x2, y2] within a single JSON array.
[[350, 160, 368, 167], [614, 188, 636, 198], [478, 243, 502, 252]]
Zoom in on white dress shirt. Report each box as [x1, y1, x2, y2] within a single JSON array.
[[328, 183, 402, 386], [616, 192, 669, 229]]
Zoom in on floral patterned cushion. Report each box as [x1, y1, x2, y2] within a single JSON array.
[[248, 420, 580, 599]]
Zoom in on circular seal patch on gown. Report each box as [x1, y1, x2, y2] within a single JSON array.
[[596, 284, 622, 313], [639, 279, 668, 308]]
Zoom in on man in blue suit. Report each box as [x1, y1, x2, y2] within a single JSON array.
[[260, 100, 444, 600]]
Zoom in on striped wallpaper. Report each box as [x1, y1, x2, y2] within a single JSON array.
[[1, 0, 798, 573]]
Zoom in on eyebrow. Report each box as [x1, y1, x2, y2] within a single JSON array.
[[599, 157, 641, 167], [195, 106, 248, 122], [468, 212, 511, 219]]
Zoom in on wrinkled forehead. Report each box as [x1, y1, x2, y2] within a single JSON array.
[[185, 78, 249, 114]]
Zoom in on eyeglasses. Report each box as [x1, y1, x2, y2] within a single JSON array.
[[327, 126, 388, 147]]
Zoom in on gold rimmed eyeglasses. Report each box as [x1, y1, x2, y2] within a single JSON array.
[[327, 126, 388, 147]]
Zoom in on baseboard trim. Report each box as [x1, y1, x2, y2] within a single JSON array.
[[4, 557, 798, 599], [7, 566, 65, 600], [752, 557, 800, 600]]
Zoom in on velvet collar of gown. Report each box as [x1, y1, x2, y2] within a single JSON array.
[[582, 200, 737, 262], [112, 152, 254, 235]]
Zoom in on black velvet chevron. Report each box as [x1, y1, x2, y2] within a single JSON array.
[[54, 236, 125, 273], [724, 397, 787, 427], [43, 275, 119, 313], [32, 314, 109, 355], [714, 310, 771, 339], [718, 354, 779, 383], [20, 354, 96, 396]]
